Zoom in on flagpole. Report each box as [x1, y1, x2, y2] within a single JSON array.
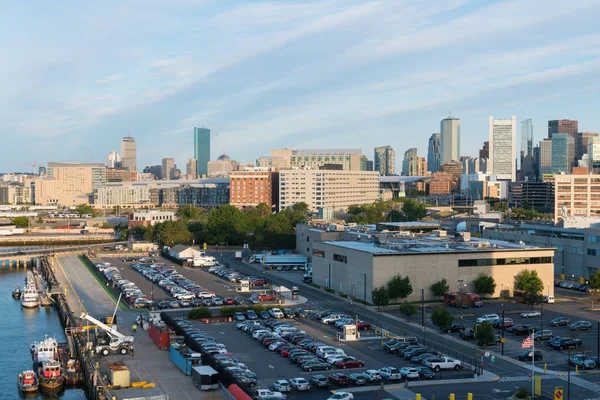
[[532, 330, 535, 397]]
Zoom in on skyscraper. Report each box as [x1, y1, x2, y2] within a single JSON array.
[[440, 117, 460, 164], [194, 127, 211, 177], [186, 158, 197, 179], [374, 145, 396, 176], [427, 133, 441, 173], [121, 137, 137, 172], [576, 132, 599, 162], [401, 148, 417, 176], [520, 119, 533, 166], [107, 150, 122, 168], [551, 133, 575, 174], [488, 116, 517, 181], [548, 119, 578, 139], [539, 139, 553, 176], [162, 158, 175, 180]]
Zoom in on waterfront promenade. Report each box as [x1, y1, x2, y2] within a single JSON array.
[[54, 254, 226, 400]]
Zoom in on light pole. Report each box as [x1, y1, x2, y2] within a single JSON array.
[[328, 263, 331, 290], [571, 274, 575, 285], [363, 274, 367, 304], [420, 287, 425, 331]]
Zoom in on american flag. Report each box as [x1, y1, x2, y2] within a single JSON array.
[[521, 334, 533, 349]]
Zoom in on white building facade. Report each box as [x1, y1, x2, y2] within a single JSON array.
[[488, 115, 517, 181]]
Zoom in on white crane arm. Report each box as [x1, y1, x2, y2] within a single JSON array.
[[80, 312, 133, 341]]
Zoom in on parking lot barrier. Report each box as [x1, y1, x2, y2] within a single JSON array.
[[416, 394, 421, 400], [467, 393, 472, 400], [449, 394, 455, 400], [576, 365, 578, 375], [544, 363, 547, 373]]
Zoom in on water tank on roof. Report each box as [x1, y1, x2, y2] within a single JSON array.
[[456, 222, 467, 232]]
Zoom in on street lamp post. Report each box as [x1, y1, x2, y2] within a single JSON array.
[[572, 274, 575, 285], [363, 274, 367, 304], [420, 288, 425, 333], [328, 263, 331, 290]]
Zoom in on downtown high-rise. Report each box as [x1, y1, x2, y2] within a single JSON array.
[[121, 137, 137, 172], [194, 127, 211, 177], [374, 145, 396, 176], [488, 116, 517, 181], [427, 133, 441, 173], [520, 119, 533, 166], [440, 117, 460, 164]]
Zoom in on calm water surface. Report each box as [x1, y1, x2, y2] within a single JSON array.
[[0, 269, 86, 399]]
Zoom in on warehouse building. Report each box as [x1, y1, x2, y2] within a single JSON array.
[[309, 233, 555, 304]]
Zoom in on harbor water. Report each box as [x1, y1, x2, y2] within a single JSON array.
[[0, 268, 86, 399]]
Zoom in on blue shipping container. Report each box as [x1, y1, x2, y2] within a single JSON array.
[[170, 343, 202, 376]]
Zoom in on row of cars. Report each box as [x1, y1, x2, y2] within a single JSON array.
[[233, 308, 308, 322], [208, 266, 268, 287], [238, 318, 366, 372], [173, 318, 261, 389], [96, 262, 153, 308], [381, 337, 463, 373], [476, 314, 593, 332], [556, 280, 595, 292], [316, 312, 372, 330], [131, 262, 217, 301]]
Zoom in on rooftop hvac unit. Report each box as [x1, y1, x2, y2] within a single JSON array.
[[477, 241, 491, 248]]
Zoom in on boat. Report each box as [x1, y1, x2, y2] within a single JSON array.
[[38, 360, 65, 391], [31, 335, 58, 365], [17, 370, 39, 393], [21, 283, 40, 308], [12, 285, 22, 299]]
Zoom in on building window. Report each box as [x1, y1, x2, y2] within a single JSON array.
[[588, 249, 597, 256], [333, 254, 347, 263], [306, 236, 310, 242], [458, 256, 553, 267], [313, 249, 325, 258]]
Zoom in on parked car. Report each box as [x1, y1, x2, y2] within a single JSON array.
[[308, 375, 328, 388], [302, 361, 331, 372], [233, 312, 246, 321], [566, 354, 597, 369], [327, 393, 354, 400], [534, 330, 553, 341], [547, 337, 582, 350], [329, 373, 349, 386], [335, 358, 365, 369], [272, 380, 291, 392], [399, 367, 420, 379], [347, 373, 367, 385], [508, 324, 534, 335], [476, 314, 499, 323], [361, 370, 382, 383], [550, 317, 571, 327], [415, 366, 436, 379], [294, 308, 307, 318], [520, 311, 541, 318], [570, 321, 592, 331], [442, 324, 465, 333], [289, 378, 310, 391], [459, 329, 475, 341], [379, 367, 401, 381], [517, 350, 543, 361]]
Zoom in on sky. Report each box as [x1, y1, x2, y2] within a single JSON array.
[[2, 0, 600, 173]]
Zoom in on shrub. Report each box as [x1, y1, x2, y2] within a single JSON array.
[[399, 301, 418, 317], [515, 387, 530, 399], [309, 283, 321, 289], [325, 288, 335, 294], [188, 307, 212, 319], [352, 297, 368, 305], [339, 292, 348, 298]]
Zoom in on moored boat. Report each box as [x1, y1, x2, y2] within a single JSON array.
[[21, 282, 39, 308], [18, 370, 39, 393], [38, 360, 65, 391], [12, 285, 22, 299], [31, 335, 58, 365]]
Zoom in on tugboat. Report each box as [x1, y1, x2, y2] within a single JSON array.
[[17, 370, 39, 393], [38, 360, 65, 391], [31, 336, 58, 364], [12, 285, 22, 299]]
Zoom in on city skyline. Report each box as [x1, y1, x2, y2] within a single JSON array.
[[1, 1, 600, 172]]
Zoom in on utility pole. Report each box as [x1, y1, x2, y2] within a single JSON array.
[[501, 308, 505, 356]]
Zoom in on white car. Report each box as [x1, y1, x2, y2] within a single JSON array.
[[273, 380, 291, 392], [269, 341, 285, 351], [328, 393, 354, 400], [379, 366, 401, 380], [399, 367, 420, 379], [321, 314, 347, 324], [252, 330, 271, 339], [255, 389, 286, 399], [520, 311, 541, 318], [327, 355, 349, 365], [289, 377, 310, 391], [476, 314, 499, 323], [212, 297, 224, 306], [362, 369, 382, 382], [269, 308, 285, 319]]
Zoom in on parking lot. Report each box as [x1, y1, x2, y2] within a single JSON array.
[[399, 299, 600, 371]]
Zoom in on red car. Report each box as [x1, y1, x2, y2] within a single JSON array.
[[223, 298, 235, 305], [356, 321, 371, 330], [329, 373, 349, 385], [335, 358, 365, 369], [251, 278, 267, 286], [281, 349, 293, 357], [258, 293, 275, 301]]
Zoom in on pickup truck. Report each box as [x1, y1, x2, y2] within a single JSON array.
[[424, 356, 462, 372], [255, 388, 286, 399]]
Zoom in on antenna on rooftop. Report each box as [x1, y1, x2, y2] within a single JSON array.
[[448, 110, 452, 118]]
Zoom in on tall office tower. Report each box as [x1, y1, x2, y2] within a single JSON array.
[[440, 116, 460, 164], [548, 119, 578, 139], [366, 160, 374, 171], [427, 133, 441, 173], [576, 132, 599, 162], [589, 137, 600, 173], [532, 145, 540, 180], [551, 133, 575, 174], [520, 119, 533, 166], [194, 127, 211, 177], [401, 148, 417, 176], [107, 150, 122, 168], [162, 158, 175, 180], [121, 137, 137, 172], [539, 139, 553, 176], [142, 165, 162, 180], [374, 145, 396, 176], [186, 159, 198, 179], [488, 116, 517, 181]]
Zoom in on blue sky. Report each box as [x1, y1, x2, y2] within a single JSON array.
[[2, 0, 600, 173]]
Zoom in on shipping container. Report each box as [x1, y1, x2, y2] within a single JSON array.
[[192, 366, 219, 390], [170, 343, 202, 376], [149, 321, 172, 350]]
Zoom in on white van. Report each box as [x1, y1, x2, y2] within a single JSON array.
[[544, 295, 555, 304]]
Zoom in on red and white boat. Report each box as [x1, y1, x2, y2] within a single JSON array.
[[38, 360, 65, 391], [17, 370, 39, 393]]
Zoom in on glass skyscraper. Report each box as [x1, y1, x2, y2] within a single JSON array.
[[194, 127, 211, 177], [520, 119, 533, 166]]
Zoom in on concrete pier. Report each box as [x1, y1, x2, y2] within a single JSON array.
[[53, 254, 226, 400]]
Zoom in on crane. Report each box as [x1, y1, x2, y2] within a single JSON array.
[[17, 161, 40, 176], [79, 312, 134, 356]]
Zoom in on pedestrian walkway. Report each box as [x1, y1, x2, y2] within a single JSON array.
[[498, 375, 558, 382]]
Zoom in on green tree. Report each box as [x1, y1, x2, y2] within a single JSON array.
[[515, 269, 544, 307], [431, 306, 454, 332], [474, 321, 495, 346], [371, 286, 390, 310], [400, 199, 428, 221], [204, 205, 250, 245], [74, 204, 97, 217], [120, 228, 129, 241], [589, 270, 600, 290], [387, 210, 404, 222], [430, 278, 449, 299], [145, 219, 193, 247], [387, 274, 413, 300], [176, 205, 203, 220], [473, 274, 497, 297], [399, 301, 418, 317], [11, 216, 30, 228]]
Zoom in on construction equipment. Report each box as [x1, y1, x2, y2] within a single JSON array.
[[79, 312, 134, 356]]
